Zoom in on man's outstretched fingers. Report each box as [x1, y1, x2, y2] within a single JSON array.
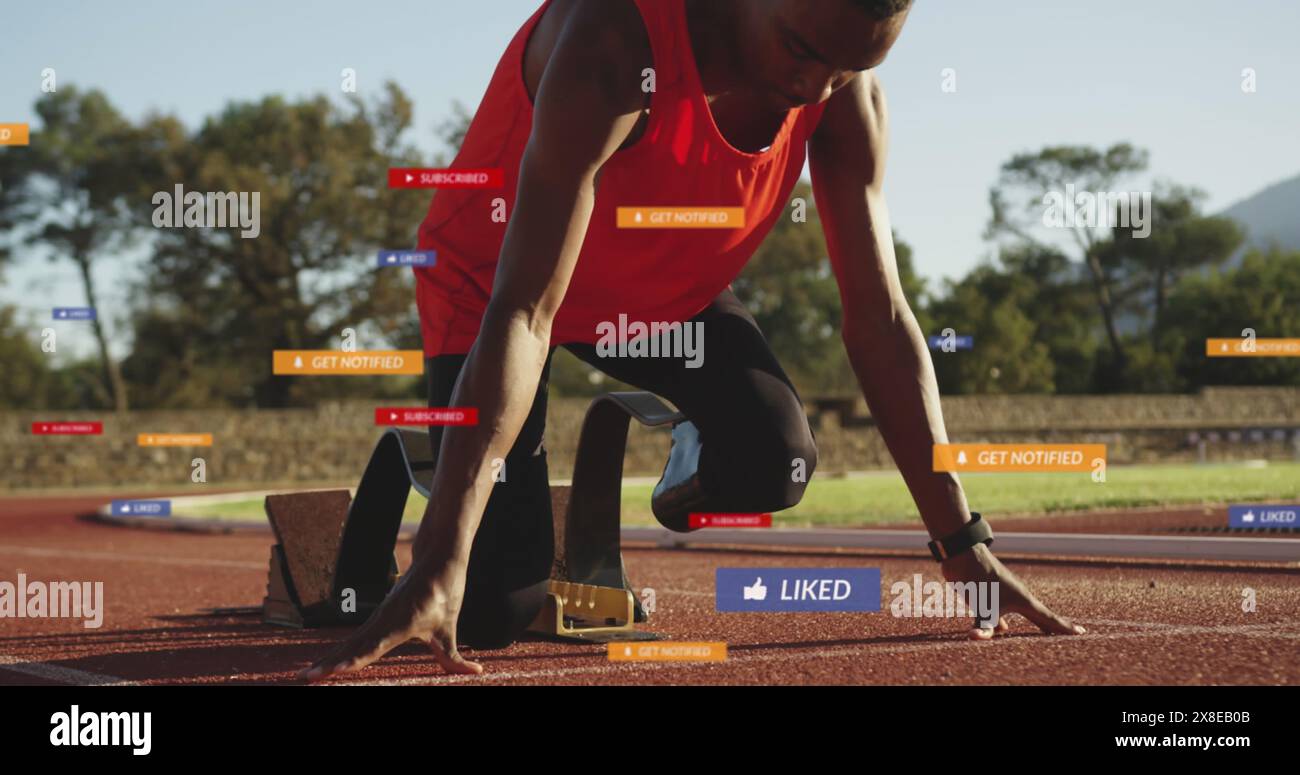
[[299, 628, 407, 683], [968, 615, 1008, 640]]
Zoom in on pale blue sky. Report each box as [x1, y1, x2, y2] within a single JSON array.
[[2, 0, 1298, 357]]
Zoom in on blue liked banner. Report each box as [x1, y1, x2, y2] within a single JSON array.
[[1229, 504, 1299, 528], [52, 307, 96, 321], [716, 568, 881, 612], [376, 250, 436, 267], [928, 334, 974, 351], [111, 500, 171, 517]]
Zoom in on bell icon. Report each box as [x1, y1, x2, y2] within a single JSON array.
[[293, 356, 303, 369]]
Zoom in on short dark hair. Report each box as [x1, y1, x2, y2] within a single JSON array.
[[848, 0, 913, 19]]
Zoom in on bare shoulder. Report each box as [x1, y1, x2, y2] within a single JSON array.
[[524, 0, 653, 117], [813, 71, 888, 147], [810, 72, 888, 185]]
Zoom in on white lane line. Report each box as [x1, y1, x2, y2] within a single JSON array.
[[0, 654, 137, 686], [628, 527, 1300, 563], [0, 545, 264, 570], [335, 620, 1300, 685]]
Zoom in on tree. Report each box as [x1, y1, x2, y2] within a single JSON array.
[[126, 83, 433, 407], [0, 88, 148, 411], [986, 144, 1148, 371], [1096, 182, 1243, 348], [1163, 248, 1300, 388], [928, 260, 1057, 394]]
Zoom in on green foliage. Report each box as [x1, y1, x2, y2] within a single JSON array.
[[1163, 248, 1300, 388], [928, 256, 1057, 393], [0, 87, 145, 410], [124, 84, 433, 407]]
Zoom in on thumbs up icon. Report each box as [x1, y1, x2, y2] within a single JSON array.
[[743, 577, 767, 601], [1242, 510, 1255, 523]]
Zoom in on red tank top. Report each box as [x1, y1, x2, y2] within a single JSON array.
[[413, 0, 827, 356]]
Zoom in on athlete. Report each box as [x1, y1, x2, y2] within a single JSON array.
[[301, 0, 1084, 682]]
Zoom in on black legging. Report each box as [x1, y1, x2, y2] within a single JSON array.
[[426, 288, 817, 648]]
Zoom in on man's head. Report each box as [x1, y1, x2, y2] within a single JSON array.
[[734, 0, 912, 110]]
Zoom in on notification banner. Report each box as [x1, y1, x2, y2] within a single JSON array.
[[933, 443, 1107, 472], [32, 422, 103, 435], [616, 207, 746, 229], [689, 513, 772, 528], [388, 168, 504, 189], [272, 351, 424, 376], [374, 407, 479, 426], [110, 500, 172, 517], [137, 434, 213, 447]]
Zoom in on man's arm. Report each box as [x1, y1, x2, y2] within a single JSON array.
[[809, 73, 1083, 637], [302, 0, 653, 680], [809, 72, 968, 537]]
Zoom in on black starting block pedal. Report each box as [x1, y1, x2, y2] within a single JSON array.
[[262, 489, 398, 628], [260, 428, 428, 629]]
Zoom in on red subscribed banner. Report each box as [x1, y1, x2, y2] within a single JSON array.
[[387, 168, 504, 189], [32, 422, 103, 435], [375, 408, 479, 426], [689, 513, 773, 528]]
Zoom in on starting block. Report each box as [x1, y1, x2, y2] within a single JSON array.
[[533, 392, 682, 641], [262, 391, 683, 644], [262, 428, 432, 628]]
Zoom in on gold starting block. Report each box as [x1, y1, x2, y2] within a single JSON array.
[[520, 393, 683, 643], [529, 580, 663, 642]]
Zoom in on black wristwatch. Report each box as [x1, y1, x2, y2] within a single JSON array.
[[927, 511, 994, 562]]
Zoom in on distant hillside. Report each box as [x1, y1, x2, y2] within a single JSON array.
[[1220, 173, 1300, 263]]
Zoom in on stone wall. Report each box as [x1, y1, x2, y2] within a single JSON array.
[[4, 387, 1297, 491]]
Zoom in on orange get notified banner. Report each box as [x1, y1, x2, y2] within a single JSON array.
[[1, 124, 31, 145], [272, 351, 424, 375], [1206, 338, 1300, 357], [138, 433, 213, 447], [616, 207, 746, 229], [933, 444, 1107, 473]]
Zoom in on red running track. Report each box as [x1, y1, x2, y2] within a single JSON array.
[[1, 494, 1297, 685]]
